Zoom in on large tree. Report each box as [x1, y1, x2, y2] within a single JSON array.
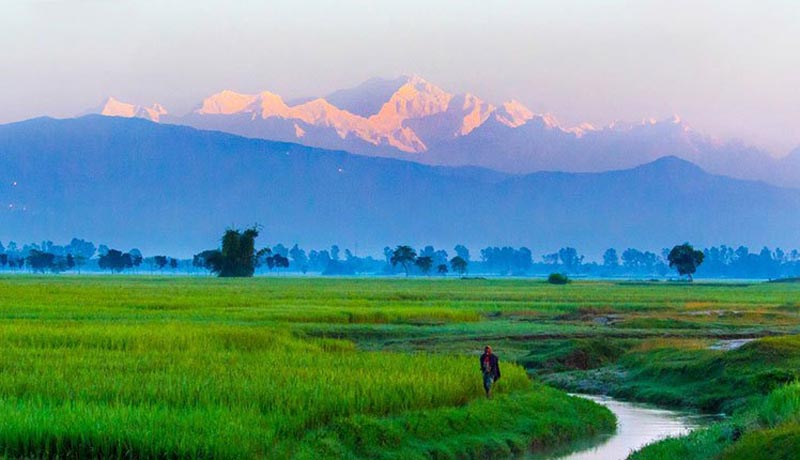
[[450, 255, 468, 275], [668, 243, 705, 281], [289, 244, 308, 273], [205, 227, 266, 277], [415, 256, 433, 276], [558, 247, 584, 271], [26, 250, 55, 273], [602, 248, 619, 268], [98, 249, 134, 273], [271, 254, 290, 271], [390, 245, 417, 276], [154, 256, 168, 271]]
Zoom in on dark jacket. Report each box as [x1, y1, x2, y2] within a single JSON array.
[[479, 353, 501, 380]]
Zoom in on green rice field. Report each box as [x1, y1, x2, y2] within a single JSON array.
[[0, 276, 799, 459]]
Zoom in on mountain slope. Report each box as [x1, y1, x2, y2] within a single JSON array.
[[323, 76, 410, 117], [1, 116, 798, 256], [97, 76, 552, 156], [86, 76, 796, 187]]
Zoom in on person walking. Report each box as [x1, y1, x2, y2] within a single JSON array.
[[479, 345, 501, 398]]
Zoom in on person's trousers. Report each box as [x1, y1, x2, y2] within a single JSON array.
[[483, 373, 494, 393]]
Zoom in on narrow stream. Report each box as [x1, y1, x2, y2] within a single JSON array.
[[527, 394, 717, 460]]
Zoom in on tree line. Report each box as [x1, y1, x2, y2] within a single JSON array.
[[2, 232, 797, 280], [0, 239, 181, 274]]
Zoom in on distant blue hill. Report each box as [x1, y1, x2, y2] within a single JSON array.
[[1, 116, 798, 256]]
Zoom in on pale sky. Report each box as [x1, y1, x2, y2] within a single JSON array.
[[3, 0, 799, 153]]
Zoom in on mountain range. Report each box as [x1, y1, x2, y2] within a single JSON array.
[[2, 116, 799, 257], [88, 75, 800, 187]]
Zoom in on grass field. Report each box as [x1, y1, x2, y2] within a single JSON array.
[[0, 276, 618, 459], [0, 276, 798, 459]]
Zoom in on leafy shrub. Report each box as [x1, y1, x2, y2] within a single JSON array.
[[547, 273, 570, 285]]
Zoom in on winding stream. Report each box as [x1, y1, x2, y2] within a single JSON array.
[[527, 394, 717, 460]]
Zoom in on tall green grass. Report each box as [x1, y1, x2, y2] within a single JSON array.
[[4, 275, 797, 459], [0, 276, 620, 459], [0, 323, 536, 458], [630, 383, 800, 460]]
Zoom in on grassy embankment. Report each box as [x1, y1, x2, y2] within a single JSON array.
[[0, 276, 618, 459], [280, 277, 800, 460], [599, 335, 800, 460], [482, 281, 800, 460]]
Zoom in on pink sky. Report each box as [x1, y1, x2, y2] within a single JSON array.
[[3, 0, 799, 154]]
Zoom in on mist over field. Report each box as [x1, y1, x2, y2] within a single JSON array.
[[2, 116, 799, 259]]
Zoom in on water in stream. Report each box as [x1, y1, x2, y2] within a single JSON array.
[[527, 394, 717, 460]]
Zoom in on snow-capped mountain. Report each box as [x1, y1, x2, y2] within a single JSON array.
[[91, 75, 572, 154], [86, 76, 794, 186], [96, 97, 167, 122], [174, 75, 537, 154]]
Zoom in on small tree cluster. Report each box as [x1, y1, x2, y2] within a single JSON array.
[[98, 249, 143, 273], [389, 245, 469, 277]]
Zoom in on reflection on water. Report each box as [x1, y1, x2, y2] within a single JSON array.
[[527, 394, 717, 460]]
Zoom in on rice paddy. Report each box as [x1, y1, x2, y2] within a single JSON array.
[[0, 275, 798, 459]]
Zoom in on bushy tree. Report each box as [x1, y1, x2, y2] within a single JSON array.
[[272, 254, 289, 270], [204, 227, 265, 277], [98, 249, 134, 273], [548, 273, 570, 285], [68, 238, 96, 260], [668, 243, 705, 281], [622, 248, 659, 272], [480, 246, 533, 274], [602, 248, 619, 268], [450, 255, 468, 275], [454, 245, 470, 263], [26, 250, 55, 273], [289, 244, 309, 273], [415, 256, 433, 276], [129, 249, 143, 270], [390, 245, 417, 276], [154, 256, 168, 270], [558, 247, 584, 272]]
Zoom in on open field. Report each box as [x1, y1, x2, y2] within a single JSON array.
[[0, 276, 617, 459], [0, 276, 798, 459]]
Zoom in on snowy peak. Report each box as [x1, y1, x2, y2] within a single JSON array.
[[85, 76, 697, 160], [453, 94, 495, 135], [89, 77, 606, 153], [290, 98, 375, 140], [98, 97, 167, 122], [254, 91, 290, 118], [494, 101, 580, 134], [530, 113, 561, 130], [100, 97, 137, 117], [495, 100, 534, 128], [370, 75, 454, 131], [566, 122, 598, 137], [196, 90, 258, 115]]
